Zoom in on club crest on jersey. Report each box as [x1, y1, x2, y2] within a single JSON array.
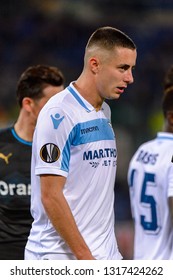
[[50, 113, 64, 129], [40, 143, 60, 163]]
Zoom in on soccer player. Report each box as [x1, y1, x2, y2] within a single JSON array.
[[0, 65, 64, 259], [128, 89, 173, 259], [25, 26, 137, 260]]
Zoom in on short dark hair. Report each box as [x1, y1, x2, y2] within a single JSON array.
[[162, 89, 173, 117], [86, 26, 136, 51], [163, 65, 173, 93], [16, 65, 64, 107]]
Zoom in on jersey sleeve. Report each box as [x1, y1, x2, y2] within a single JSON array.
[[33, 106, 74, 177]]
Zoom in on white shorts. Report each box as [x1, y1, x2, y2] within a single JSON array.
[[24, 249, 76, 260]]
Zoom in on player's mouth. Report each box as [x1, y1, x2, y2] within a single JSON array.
[[117, 87, 126, 94]]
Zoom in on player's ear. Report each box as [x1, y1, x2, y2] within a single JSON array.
[[89, 57, 100, 74], [22, 97, 34, 113]]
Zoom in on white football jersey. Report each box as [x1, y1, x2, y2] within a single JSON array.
[[26, 82, 122, 260], [128, 132, 173, 259]]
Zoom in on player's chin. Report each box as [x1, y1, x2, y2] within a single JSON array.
[[105, 92, 121, 100], [111, 93, 121, 100]]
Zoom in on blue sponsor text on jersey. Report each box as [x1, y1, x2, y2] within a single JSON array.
[[136, 149, 159, 165], [83, 148, 117, 160], [81, 126, 99, 134]]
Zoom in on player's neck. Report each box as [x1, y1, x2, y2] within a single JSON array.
[[14, 111, 35, 142], [73, 80, 103, 111]]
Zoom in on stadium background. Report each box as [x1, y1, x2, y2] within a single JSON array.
[[1, 0, 173, 258]]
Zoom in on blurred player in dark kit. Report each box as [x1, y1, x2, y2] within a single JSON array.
[[0, 65, 64, 259]]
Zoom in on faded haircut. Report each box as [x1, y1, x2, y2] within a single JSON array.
[[86, 26, 136, 51]]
